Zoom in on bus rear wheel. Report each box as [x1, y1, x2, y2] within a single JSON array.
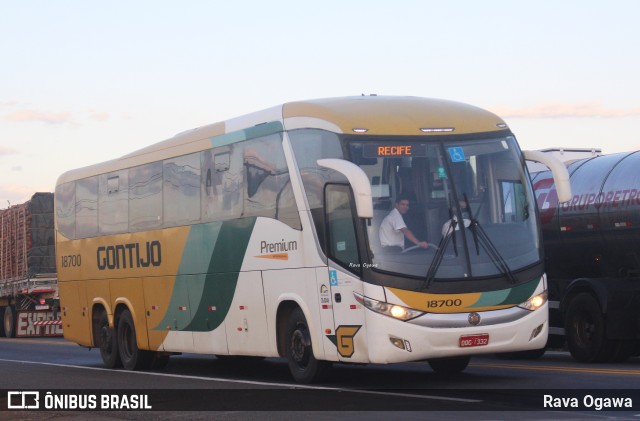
[[117, 309, 152, 370], [285, 307, 329, 383], [97, 312, 121, 368], [428, 356, 470, 374]]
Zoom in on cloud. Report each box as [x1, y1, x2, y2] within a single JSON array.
[[2, 105, 112, 125], [88, 110, 110, 122], [5, 109, 74, 125], [490, 102, 640, 119], [0, 184, 38, 207], [0, 146, 17, 156]]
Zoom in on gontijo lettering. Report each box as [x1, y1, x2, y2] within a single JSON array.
[[97, 241, 161, 270]]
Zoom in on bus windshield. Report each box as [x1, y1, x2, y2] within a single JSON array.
[[348, 135, 540, 281], [288, 129, 541, 283]]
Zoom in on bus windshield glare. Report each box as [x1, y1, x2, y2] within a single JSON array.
[[289, 129, 541, 283], [349, 136, 540, 281]]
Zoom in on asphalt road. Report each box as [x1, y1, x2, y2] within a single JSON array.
[[1, 337, 639, 420]]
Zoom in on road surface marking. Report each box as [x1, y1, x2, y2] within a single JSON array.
[[0, 358, 481, 403]]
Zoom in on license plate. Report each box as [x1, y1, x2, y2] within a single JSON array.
[[459, 333, 489, 348]]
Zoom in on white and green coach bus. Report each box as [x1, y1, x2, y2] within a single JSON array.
[[55, 96, 571, 383]]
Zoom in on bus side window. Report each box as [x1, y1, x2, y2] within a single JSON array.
[[202, 146, 243, 222], [325, 184, 361, 275], [99, 170, 129, 234], [56, 181, 76, 239]]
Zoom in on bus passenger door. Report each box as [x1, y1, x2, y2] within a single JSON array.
[[324, 184, 368, 363]]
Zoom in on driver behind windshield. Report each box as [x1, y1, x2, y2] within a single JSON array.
[[379, 194, 430, 252]]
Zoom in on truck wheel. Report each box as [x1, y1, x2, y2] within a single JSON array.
[[564, 292, 616, 362], [428, 356, 470, 374], [285, 307, 330, 383], [3, 306, 16, 338], [117, 309, 151, 370], [97, 312, 121, 368]]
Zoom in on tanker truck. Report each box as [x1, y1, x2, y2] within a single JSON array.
[[530, 151, 640, 363]]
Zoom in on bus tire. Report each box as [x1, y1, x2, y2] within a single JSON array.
[[428, 356, 470, 374], [285, 307, 330, 383], [3, 306, 16, 338], [0, 307, 6, 337], [97, 312, 121, 368], [564, 292, 616, 362], [117, 309, 151, 370]]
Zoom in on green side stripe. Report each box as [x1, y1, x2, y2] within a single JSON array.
[[210, 121, 283, 148], [154, 218, 257, 332], [470, 277, 541, 308]]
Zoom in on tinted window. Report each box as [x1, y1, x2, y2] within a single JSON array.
[[164, 153, 201, 227], [99, 170, 129, 234], [75, 177, 98, 238], [243, 134, 300, 229], [129, 162, 163, 231], [55, 181, 76, 239]]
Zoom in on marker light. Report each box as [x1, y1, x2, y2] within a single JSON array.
[[518, 291, 548, 311], [353, 292, 424, 321], [352, 128, 368, 133], [420, 127, 455, 133]]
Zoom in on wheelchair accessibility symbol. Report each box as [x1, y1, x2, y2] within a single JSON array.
[[448, 147, 466, 163]]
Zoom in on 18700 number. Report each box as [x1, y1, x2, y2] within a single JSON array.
[[426, 299, 462, 308]]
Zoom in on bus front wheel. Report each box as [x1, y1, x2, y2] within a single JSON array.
[[285, 307, 329, 383], [117, 309, 151, 370]]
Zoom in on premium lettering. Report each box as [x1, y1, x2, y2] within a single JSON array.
[[260, 239, 297, 254], [97, 241, 161, 270]]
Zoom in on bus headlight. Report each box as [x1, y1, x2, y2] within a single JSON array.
[[353, 292, 424, 321], [518, 291, 548, 311]]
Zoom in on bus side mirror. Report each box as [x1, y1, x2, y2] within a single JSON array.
[[523, 150, 572, 203], [317, 158, 373, 218]]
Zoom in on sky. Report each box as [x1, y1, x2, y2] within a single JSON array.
[[2, 1, 640, 205]]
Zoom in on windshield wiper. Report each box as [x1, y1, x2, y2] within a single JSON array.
[[463, 194, 517, 284], [424, 203, 459, 288]]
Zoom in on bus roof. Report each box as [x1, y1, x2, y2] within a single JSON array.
[[56, 96, 507, 185]]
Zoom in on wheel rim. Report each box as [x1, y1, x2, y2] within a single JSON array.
[[4, 310, 12, 332], [121, 323, 133, 360], [100, 325, 112, 352], [290, 324, 310, 368], [574, 310, 596, 346]]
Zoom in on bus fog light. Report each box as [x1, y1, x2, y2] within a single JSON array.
[[389, 337, 406, 350], [518, 291, 547, 311], [530, 323, 544, 341], [389, 336, 412, 352]]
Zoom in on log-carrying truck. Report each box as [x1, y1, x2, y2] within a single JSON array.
[[0, 192, 61, 338], [530, 151, 640, 362]]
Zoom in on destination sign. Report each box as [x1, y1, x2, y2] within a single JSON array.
[[363, 144, 428, 158]]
